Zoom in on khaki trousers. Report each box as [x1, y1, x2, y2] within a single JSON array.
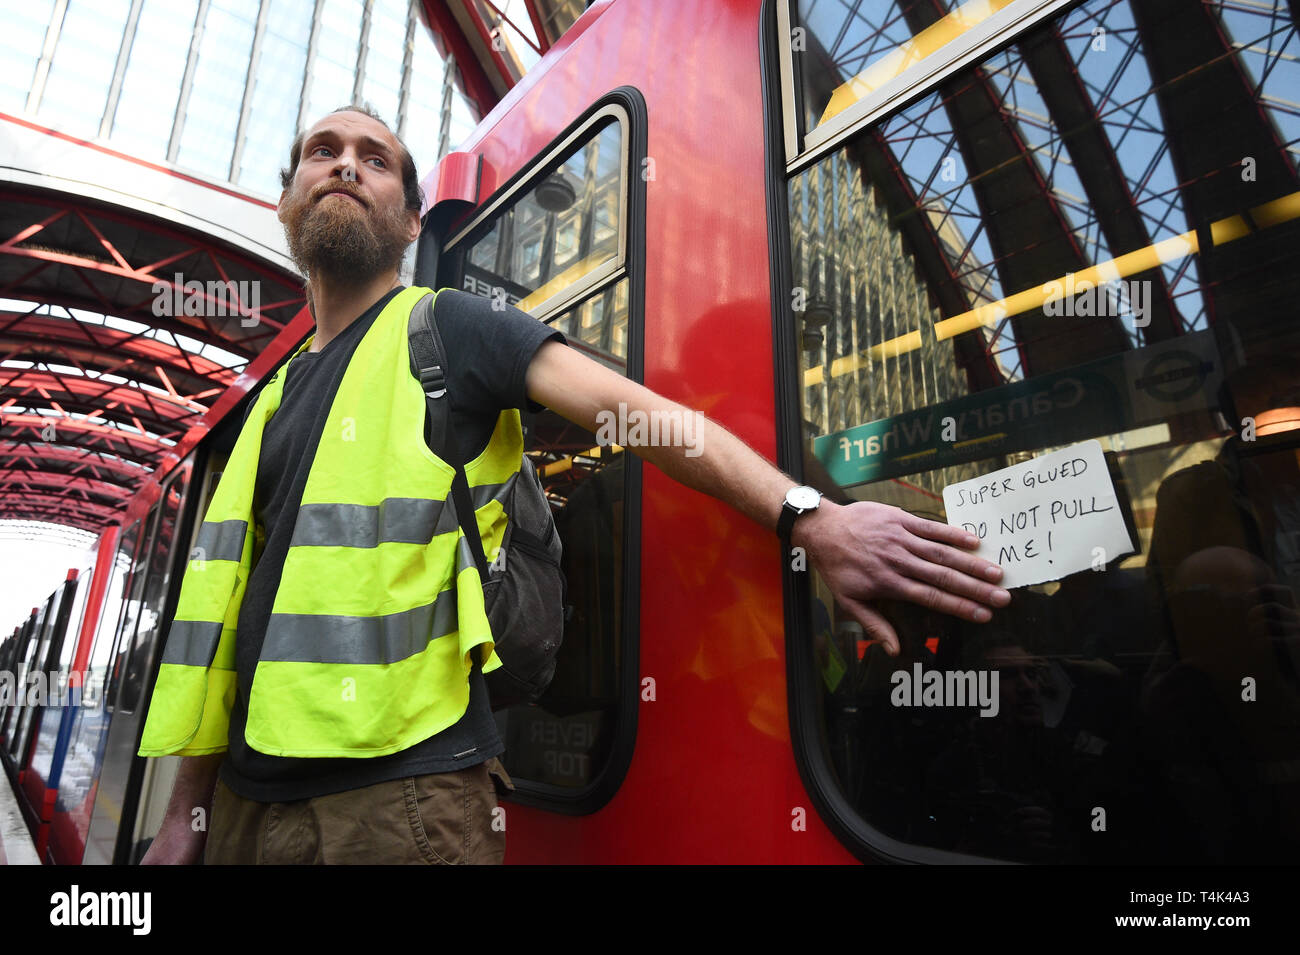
[[203, 758, 514, 865]]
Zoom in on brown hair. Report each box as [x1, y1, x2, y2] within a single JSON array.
[[280, 103, 424, 214]]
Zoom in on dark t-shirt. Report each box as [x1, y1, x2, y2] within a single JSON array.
[[219, 287, 565, 801]]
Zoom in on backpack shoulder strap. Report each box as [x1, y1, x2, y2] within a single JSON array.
[[408, 290, 489, 577]]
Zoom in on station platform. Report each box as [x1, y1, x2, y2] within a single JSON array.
[[0, 768, 39, 864]]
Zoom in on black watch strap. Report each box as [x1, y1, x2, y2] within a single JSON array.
[[777, 501, 801, 545]]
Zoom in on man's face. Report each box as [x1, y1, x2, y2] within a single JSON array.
[[278, 111, 420, 281], [988, 646, 1046, 727]]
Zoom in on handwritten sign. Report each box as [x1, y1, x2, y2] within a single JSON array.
[[941, 439, 1134, 589]]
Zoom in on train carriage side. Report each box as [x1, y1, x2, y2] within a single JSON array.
[[33, 0, 1300, 867], [425, 0, 1300, 866], [419, 0, 854, 864]]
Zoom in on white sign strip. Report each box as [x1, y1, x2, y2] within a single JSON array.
[[942, 439, 1134, 589]]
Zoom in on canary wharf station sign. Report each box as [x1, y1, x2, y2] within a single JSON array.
[[812, 332, 1219, 487]]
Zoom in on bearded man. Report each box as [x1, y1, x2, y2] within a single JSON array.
[[140, 105, 1010, 865]]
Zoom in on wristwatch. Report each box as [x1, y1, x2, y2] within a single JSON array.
[[777, 485, 822, 546]]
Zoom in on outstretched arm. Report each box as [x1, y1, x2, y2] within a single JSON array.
[[525, 341, 1010, 654]]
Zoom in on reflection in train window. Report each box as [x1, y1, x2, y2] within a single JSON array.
[[793, 0, 1043, 147], [786, 0, 1300, 863], [449, 110, 627, 327]]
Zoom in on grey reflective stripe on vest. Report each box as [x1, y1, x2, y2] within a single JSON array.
[[292, 497, 457, 547], [288, 476, 517, 548], [261, 535, 480, 663], [161, 619, 224, 667], [260, 580, 460, 664], [469, 473, 517, 513], [194, 519, 248, 563]]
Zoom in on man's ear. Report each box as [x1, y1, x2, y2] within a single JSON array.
[[406, 210, 421, 243], [276, 189, 288, 222]]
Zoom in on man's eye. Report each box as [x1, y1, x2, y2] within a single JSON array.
[[369, 157, 386, 168], [312, 146, 333, 157]]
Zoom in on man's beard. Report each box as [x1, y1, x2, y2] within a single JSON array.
[[281, 180, 412, 281]]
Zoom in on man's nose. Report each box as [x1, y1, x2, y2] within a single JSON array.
[[329, 151, 360, 183]]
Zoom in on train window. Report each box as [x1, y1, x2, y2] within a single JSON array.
[[782, 0, 1070, 162], [441, 100, 640, 803], [52, 520, 139, 845], [5, 598, 50, 759], [29, 566, 93, 782], [446, 106, 628, 325], [86, 521, 139, 713], [781, 0, 1300, 863], [115, 457, 194, 714], [105, 514, 151, 713], [1, 618, 34, 740]]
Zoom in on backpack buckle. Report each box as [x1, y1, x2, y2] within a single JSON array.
[[417, 360, 447, 399]]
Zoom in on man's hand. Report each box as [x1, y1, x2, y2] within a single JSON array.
[[526, 340, 1011, 646], [140, 819, 207, 865], [792, 500, 1010, 656], [138, 753, 223, 865]]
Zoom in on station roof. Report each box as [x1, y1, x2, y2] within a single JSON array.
[[2, 0, 588, 536]]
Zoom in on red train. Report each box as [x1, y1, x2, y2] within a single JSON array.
[[4, 0, 1299, 864]]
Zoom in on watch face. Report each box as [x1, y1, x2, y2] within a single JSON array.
[[787, 485, 821, 510]]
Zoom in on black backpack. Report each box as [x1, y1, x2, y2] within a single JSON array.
[[407, 290, 566, 708]]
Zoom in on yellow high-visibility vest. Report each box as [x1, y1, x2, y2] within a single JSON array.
[[138, 286, 519, 758]]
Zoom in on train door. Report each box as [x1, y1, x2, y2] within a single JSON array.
[[421, 90, 648, 818], [130, 442, 231, 863], [82, 453, 197, 864]]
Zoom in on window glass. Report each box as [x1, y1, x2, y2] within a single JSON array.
[[174, 0, 258, 178], [491, 278, 630, 791], [301, 0, 364, 128], [404, 21, 453, 169], [6, 595, 54, 760], [788, 0, 1300, 863], [107, 508, 157, 712], [454, 118, 624, 325], [109, 0, 199, 158], [358, 0, 408, 135], [0, 0, 56, 113], [794, 0, 1038, 142], [1, 619, 34, 741], [117, 458, 193, 713], [235, 0, 315, 195], [30, 570, 92, 780], [36, 0, 131, 133]]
